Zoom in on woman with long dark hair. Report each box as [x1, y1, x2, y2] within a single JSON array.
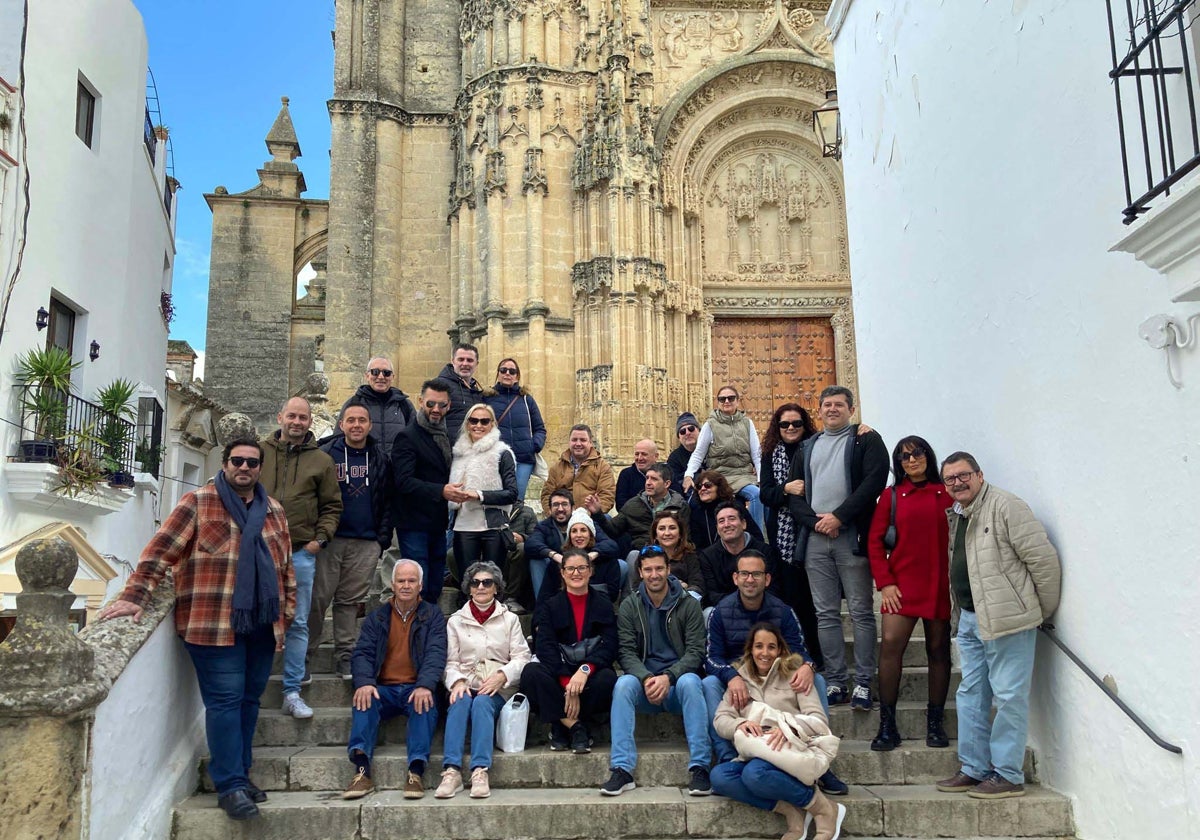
[[647, 508, 704, 599], [485, 357, 546, 502], [866, 435, 953, 751], [688, 469, 764, 552]]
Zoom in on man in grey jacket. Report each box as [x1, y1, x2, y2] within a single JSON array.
[[935, 452, 1061, 801]]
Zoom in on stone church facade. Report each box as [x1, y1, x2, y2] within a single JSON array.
[[204, 0, 857, 456]]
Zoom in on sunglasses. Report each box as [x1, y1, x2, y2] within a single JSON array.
[[778, 420, 806, 430], [367, 368, 393, 377], [469, 578, 496, 588], [900, 449, 927, 461], [698, 482, 716, 490], [467, 416, 492, 426], [424, 400, 449, 409], [678, 425, 698, 434], [639, 544, 667, 557], [716, 395, 738, 403], [228, 456, 261, 468], [497, 366, 519, 375]]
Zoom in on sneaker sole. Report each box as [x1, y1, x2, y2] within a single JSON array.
[[967, 787, 1026, 800], [600, 782, 636, 796], [935, 783, 978, 793], [403, 790, 425, 800], [470, 790, 491, 798], [830, 802, 847, 840], [548, 743, 569, 751], [688, 788, 712, 796], [434, 786, 462, 799], [341, 787, 374, 800]]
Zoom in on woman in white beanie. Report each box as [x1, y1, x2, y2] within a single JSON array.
[[539, 508, 622, 602]]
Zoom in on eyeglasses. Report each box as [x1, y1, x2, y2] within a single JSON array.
[[639, 545, 666, 557], [943, 471, 978, 485], [899, 449, 926, 461], [678, 425, 698, 434], [367, 368, 393, 377], [467, 417, 493, 426], [735, 570, 766, 580], [777, 420, 806, 430], [716, 395, 738, 403], [469, 578, 496, 589], [424, 400, 449, 410], [698, 482, 715, 490], [228, 456, 261, 468], [497, 367, 519, 375], [562, 565, 590, 575]]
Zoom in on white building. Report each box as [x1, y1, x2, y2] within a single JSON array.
[[0, 0, 178, 618], [828, 1, 1199, 836]]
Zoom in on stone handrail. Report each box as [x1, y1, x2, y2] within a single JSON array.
[[79, 574, 178, 692]]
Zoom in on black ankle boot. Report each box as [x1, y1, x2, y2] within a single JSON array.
[[871, 703, 902, 751], [926, 703, 949, 748]]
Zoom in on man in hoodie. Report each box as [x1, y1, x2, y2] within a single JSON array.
[[309, 399, 393, 680], [601, 545, 710, 797], [339, 356, 414, 455], [540, 424, 616, 513], [433, 343, 484, 440], [260, 396, 343, 720]]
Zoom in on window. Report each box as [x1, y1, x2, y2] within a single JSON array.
[[46, 296, 75, 356], [135, 396, 164, 479], [75, 77, 97, 147]]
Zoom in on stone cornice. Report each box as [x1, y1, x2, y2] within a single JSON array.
[[328, 97, 454, 127]]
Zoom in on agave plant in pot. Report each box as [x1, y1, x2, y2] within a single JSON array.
[[13, 345, 79, 462], [95, 378, 138, 488]]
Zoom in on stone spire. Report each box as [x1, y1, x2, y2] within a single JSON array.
[[265, 96, 301, 162], [258, 95, 306, 197]]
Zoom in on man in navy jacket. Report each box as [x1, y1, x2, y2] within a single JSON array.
[[343, 559, 447, 801]]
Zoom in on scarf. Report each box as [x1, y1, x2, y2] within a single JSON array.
[[771, 442, 798, 563], [417, 409, 452, 463], [469, 598, 497, 625], [215, 470, 280, 634]]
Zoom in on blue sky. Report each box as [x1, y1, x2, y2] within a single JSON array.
[[137, 1, 336, 352]]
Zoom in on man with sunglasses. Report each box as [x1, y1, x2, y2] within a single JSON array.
[[935, 452, 1060, 800], [667, 413, 705, 496], [99, 439, 296, 821], [433, 343, 484, 439], [339, 356, 414, 456], [390, 380, 472, 603], [260, 397, 343, 721]]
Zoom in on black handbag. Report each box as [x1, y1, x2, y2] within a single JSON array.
[[882, 487, 898, 550]]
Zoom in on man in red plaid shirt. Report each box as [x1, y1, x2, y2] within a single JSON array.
[[100, 438, 296, 821]]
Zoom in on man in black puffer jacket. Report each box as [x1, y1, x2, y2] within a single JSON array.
[[340, 356, 414, 456], [432, 343, 484, 440]]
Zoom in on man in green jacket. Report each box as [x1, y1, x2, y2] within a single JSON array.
[[601, 545, 711, 798], [935, 451, 1061, 801], [260, 396, 343, 719]]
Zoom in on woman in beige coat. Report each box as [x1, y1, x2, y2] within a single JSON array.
[[712, 622, 847, 840], [435, 561, 531, 800]]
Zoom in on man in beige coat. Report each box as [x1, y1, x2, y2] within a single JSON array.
[[935, 452, 1061, 801]]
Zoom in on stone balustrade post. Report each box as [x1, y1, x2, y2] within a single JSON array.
[[0, 537, 109, 839]]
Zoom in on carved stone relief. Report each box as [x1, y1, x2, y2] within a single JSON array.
[[660, 12, 744, 68]]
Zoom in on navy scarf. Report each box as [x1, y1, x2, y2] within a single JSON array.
[[215, 471, 281, 634]]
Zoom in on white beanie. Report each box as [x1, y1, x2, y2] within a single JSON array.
[[567, 507, 596, 536]]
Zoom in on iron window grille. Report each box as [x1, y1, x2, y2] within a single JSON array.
[[1107, 0, 1200, 223]]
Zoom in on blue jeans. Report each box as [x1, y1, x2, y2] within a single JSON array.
[[443, 691, 506, 770], [396, 529, 447, 604], [184, 625, 276, 796], [610, 672, 711, 772], [703, 673, 829, 764], [737, 484, 767, 536], [805, 532, 876, 689], [281, 547, 316, 694], [711, 758, 815, 810], [347, 683, 438, 764], [956, 609, 1036, 784], [514, 461, 534, 502]]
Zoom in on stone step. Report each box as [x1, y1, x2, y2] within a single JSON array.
[[254, 699, 959, 748], [205, 742, 1032, 794], [172, 784, 1073, 839]]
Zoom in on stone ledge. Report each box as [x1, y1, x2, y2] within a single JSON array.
[[79, 577, 177, 690], [4, 462, 132, 517]]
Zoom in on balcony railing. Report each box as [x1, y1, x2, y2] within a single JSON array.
[[16, 384, 136, 476], [1107, 0, 1200, 223], [143, 107, 156, 165]]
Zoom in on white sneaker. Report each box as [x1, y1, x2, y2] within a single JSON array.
[[469, 767, 490, 798], [434, 767, 463, 799], [282, 692, 313, 719]]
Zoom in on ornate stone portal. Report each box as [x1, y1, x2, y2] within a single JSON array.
[[204, 0, 857, 453]]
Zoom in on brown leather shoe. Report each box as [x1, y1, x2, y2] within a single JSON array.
[[936, 770, 984, 793], [342, 768, 374, 800], [967, 772, 1025, 799], [403, 770, 425, 799]]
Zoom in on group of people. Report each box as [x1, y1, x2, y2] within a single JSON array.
[[96, 347, 1062, 840]]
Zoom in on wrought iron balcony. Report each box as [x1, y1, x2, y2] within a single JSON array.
[[15, 384, 137, 478]]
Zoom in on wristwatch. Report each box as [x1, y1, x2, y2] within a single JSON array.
[[318, 539, 329, 549], [580, 664, 592, 675]]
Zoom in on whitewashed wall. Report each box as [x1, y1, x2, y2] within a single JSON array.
[[89, 619, 204, 840], [0, 0, 173, 571], [829, 1, 1199, 837]]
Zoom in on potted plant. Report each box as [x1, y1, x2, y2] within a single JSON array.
[[54, 422, 109, 497], [13, 345, 79, 462], [95, 378, 137, 487], [134, 436, 163, 477]]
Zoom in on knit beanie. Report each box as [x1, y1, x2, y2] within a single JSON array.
[[567, 507, 596, 536], [676, 412, 700, 433]]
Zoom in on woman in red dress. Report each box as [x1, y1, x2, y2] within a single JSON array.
[[867, 435, 952, 752]]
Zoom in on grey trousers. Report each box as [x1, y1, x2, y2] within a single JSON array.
[[804, 531, 877, 689], [307, 537, 380, 666]]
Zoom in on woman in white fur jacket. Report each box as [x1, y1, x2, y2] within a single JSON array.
[[449, 403, 519, 570]]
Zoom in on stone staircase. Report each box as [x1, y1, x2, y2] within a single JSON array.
[[171, 611, 1076, 840]]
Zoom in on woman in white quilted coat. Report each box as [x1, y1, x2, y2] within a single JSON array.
[[712, 622, 847, 840]]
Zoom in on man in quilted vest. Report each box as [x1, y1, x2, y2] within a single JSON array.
[[935, 452, 1061, 801]]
